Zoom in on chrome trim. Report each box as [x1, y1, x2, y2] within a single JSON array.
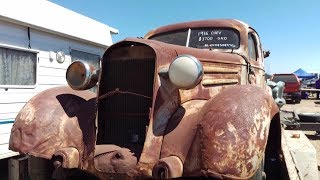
[[82, 60, 92, 87]]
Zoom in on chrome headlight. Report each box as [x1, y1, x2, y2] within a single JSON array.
[[66, 61, 99, 90], [168, 55, 203, 89]]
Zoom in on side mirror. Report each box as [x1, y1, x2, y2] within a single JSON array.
[[66, 61, 99, 90], [267, 80, 286, 108], [263, 50, 270, 58]]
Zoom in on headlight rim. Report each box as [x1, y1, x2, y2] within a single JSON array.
[[168, 54, 203, 90], [66, 60, 93, 90]]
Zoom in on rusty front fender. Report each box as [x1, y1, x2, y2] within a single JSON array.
[[9, 86, 96, 168], [186, 85, 279, 179]]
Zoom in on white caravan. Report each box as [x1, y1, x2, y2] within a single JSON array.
[[0, 0, 118, 160]]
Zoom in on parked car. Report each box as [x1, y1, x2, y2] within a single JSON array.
[[9, 19, 284, 179], [271, 73, 301, 103]]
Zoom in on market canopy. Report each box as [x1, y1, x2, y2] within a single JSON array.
[[293, 68, 315, 78]]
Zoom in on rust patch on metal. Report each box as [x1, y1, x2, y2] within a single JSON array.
[[196, 85, 278, 178], [152, 156, 183, 178], [94, 145, 137, 173], [9, 86, 96, 168], [137, 77, 180, 176], [161, 100, 207, 162], [203, 66, 239, 73], [53, 147, 80, 168], [202, 79, 239, 86]]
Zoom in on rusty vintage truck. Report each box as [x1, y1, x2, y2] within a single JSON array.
[[9, 19, 286, 179]]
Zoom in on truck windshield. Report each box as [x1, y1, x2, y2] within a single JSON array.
[[150, 30, 189, 46], [149, 28, 240, 49]]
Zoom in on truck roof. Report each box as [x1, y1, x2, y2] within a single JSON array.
[[144, 19, 250, 39]]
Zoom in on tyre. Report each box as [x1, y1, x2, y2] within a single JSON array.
[[298, 113, 320, 122], [294, 97, 301, 104], [28, 156, 53, 180], [250, 159, 266, 180]]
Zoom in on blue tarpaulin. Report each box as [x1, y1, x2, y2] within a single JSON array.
[[293, 68, 315, 79]]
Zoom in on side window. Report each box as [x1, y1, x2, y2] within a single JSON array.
[[248, 33, 257, 61], [71, 49, 100, 68], [0, 47, 37, 87], [71, 49, 100, 92]]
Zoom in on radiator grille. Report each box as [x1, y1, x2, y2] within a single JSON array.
[[97, 58, 155, 152]]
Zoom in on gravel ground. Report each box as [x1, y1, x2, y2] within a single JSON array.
[[281, 97, 320, 170]]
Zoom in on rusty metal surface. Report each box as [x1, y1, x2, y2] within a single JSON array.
[[122, 37, 245, 65], [197, 85, 278, 178], [161, 100, 207, 162], [94, 145, 137, 173], [54, 147, 80, 168], [109, 38, 245, 105], [160, 86, 279, 178], [9, 86, 96, 168], [152, 156, 183, 178]]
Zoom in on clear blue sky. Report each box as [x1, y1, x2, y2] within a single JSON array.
[[50, 0, 319, 74]]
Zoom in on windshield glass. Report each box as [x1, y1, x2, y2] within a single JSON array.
[[149, 28, 240, 49], [149, 30, 189, 46], [272, 75, 298, 83]]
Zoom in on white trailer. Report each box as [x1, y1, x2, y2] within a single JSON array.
[[0, 0, 118, 160]]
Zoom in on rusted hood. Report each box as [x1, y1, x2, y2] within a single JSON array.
[[9, 86, 96, 162], [110, 38, 245, 66]]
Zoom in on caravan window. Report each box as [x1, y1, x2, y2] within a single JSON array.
[[71, 49, 100, 92], [0, 47, 37, 86], [71, 49, 100, 68]]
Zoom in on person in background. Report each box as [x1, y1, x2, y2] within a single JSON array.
[[316, 78, 320, 99]]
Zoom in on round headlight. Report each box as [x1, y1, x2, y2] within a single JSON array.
[[56, 51, 65, 63], [66, 61, 98, 90], [168, 55, 203, 89]]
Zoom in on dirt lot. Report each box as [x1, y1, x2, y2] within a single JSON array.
[[281, 98, 320, 114], [281, 97, 320, 169]]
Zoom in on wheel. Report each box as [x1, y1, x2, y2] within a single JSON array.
[[250, 159, 266, 180], [294, 97, 301, 104], [298, 113, 320, 122], [28, 156, 53, 180]]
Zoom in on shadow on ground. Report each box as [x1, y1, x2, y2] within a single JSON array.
[[306, 134, 320, 140], [0, 158, 8, 180]]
